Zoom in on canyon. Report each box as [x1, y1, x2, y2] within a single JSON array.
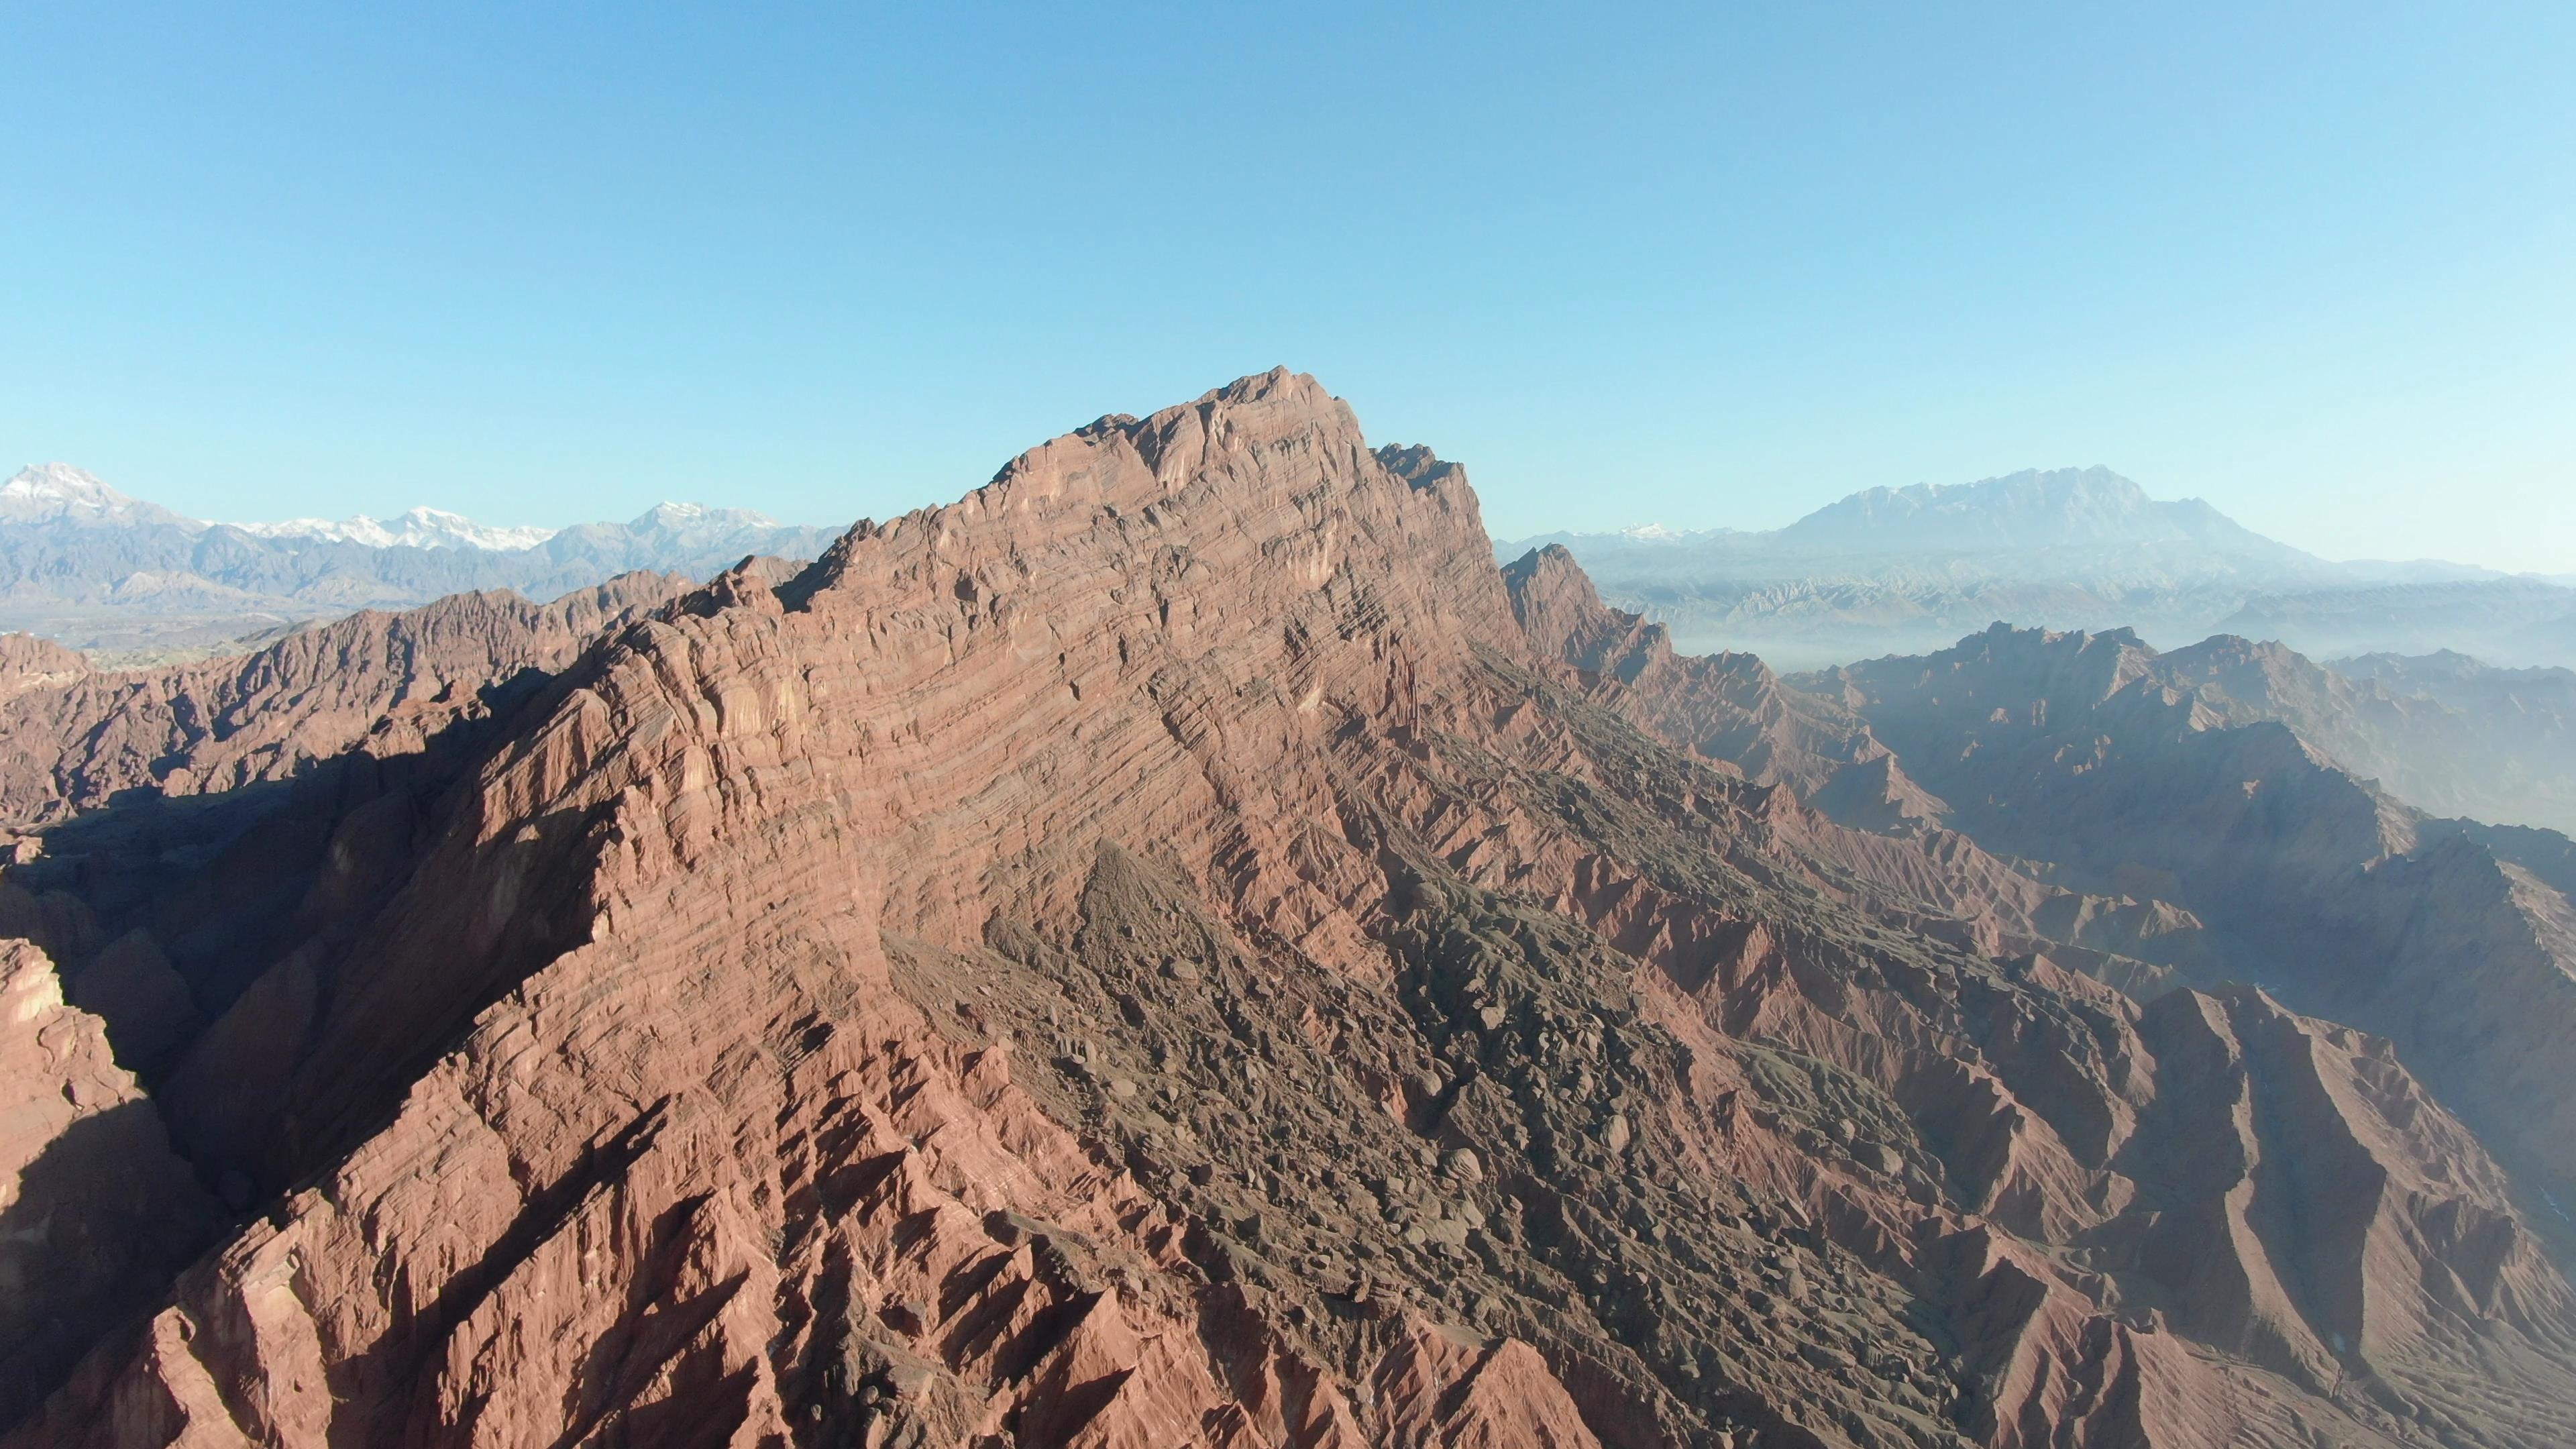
[[3, 372, 2572, 1448]]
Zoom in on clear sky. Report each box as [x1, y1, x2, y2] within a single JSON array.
[[6, 3, 2573, 570]]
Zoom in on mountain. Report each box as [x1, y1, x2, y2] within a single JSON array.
[[2, 374, 2572, 1446], [229, 505, 560, 551], [1500, 543, 1951, 830], [0, 463, 204, 531], [1770, 466, 2310, 562], [1803, 624, 2576, 1230], [0, 463, 845, 661], [2220, 578, 2576, 668], [1504, 468, 2576, 672], [2318, 651, 2576, 834], [0, 572, 690, 832]]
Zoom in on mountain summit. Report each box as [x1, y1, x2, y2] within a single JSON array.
[[1498, 465, 2576, 669], [229, 505, 559, 551], [1774, 466, 2308, 560], [0, 464, 203, 531]]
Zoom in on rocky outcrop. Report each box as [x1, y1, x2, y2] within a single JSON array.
[[1501, 543, 1946, 825], [0, 634, 89, 702], [0, 938, 219, 1430], [4, 374, 2573, 1448], [1504, 547, 2210, 991], [0, 572, 687, 827]]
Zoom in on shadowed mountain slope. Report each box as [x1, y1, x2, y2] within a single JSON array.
[[1805, 625, 2576, 1238], [2318, 651, 2576, 835]]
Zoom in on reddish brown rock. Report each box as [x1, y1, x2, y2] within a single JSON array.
[[3, 373, 2571, 1449], [0, 938, 219, 1429], [1503, 542, 1945, 824], [1505, 544, 2212, 988], [0, 572, 687, 827], [0, 633, 88, 703]]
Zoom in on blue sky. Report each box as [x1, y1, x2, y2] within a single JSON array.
[[6, 3, 2572, 570]]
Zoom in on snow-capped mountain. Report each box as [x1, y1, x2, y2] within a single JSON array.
[[0, 463, 205, 531], [0, 463, 847, 657], [230, 506, 560, 552]]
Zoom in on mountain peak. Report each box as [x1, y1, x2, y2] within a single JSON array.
[[625, 499, 788, 536], [1786, 466, 2151, 543], [0, 463, 203, 531], [1768, 465, 2318, 569], [231, 506, 559, 551]]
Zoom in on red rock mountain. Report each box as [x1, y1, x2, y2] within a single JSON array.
[[3, 373, 2571, 1448], [0, 572, 688, 828], [0, 633, 90, 702]]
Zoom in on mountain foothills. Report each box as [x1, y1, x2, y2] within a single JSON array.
[[0, 462, 841, 662], [1502, 467, 2576, 674], [2, 374, 2573, 1448]]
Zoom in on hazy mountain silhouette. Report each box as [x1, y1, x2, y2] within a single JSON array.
[[1504, 466, 2576, 670]]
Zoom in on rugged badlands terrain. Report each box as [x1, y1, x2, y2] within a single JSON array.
[[4, 372, 2574, 1448]]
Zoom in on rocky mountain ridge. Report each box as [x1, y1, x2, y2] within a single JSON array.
[[1, 375, 2571, 1447], [1803, 623, 2576, 1220]]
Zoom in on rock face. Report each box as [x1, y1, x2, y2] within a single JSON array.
[[0, 572, 688, 826], [1500, 543, 1945, 827], [0, 573, 696, 1111], [1502, 543, 2212, 987], [0, 634, 89, 702], [0, 938, 218, 1430], [2, 374, 2573, 1448]]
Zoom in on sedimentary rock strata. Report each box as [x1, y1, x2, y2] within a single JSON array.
[[1, 373, 2570, 1447]]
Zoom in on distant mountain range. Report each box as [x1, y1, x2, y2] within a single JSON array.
[[0, 462, 845, 661], [17, 456, 2571, 680], [1502, 466, 2576, 670], [227, 505, 563, 551]]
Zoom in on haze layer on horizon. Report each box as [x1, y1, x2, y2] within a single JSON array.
[[6, 1, 2571, 572]]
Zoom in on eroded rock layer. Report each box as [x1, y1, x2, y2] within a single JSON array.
[[0, 571, 688, 827], [4, 373, 2572, 1448]]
